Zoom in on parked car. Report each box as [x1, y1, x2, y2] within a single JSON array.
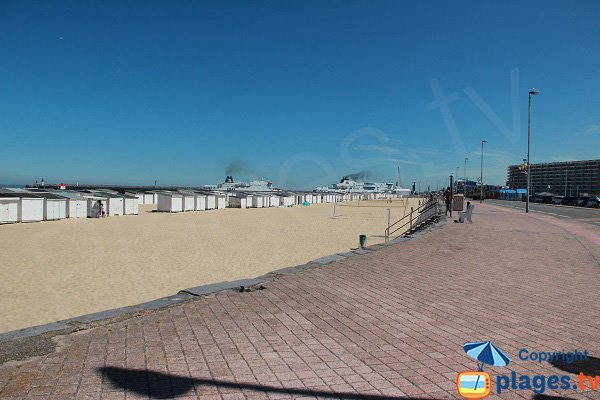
[[533, 193, 554, 204], [562, 196, 578, 206], [586, 196, 599, 208], [551, 196, 564, 205], [532, 195, 544, 203], [577, 196, 590, 207]]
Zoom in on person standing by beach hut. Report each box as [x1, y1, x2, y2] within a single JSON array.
[[94, 192, 124, 216]]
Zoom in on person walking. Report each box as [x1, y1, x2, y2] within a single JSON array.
[[443, 187, 451, 216]]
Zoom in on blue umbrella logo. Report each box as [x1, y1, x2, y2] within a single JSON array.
[[464, 341, 511, 371]]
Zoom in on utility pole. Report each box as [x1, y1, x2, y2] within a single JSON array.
[[464, 157, 468, 197], [449, 175, 454, 218], [480, 140, 486, 203], [526, 88, 540, 213]]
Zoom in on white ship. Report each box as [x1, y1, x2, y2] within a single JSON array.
[[314, 167, 411, 196], [205, 176, 276, 192]]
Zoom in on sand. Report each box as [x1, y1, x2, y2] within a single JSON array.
[[0, 198, 423, 333]]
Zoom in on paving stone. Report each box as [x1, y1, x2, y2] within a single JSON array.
[[311, 255, 346, 265]]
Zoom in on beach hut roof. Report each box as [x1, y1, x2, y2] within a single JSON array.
[[276, 191, 295, 197], [120, 193, 139, 199], [157, 191, 183, 197], [51, 191, 87, 199], [177, 190, 197, 196], [0, 191, 36, 199], [92, 191, 124, 198], [29, 192, 67, 200]]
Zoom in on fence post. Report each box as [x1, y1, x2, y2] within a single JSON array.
[[409, 207, 413, 231], [386, 208, 391, 243]]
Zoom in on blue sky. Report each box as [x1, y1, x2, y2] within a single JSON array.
[[1, 1, 599, 189]]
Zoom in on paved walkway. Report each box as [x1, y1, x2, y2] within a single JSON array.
[[1, 203, 599, 400]]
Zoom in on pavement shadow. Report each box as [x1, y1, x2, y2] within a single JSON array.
[[550, 355, 600, 376], [100, 366, 444, 399]]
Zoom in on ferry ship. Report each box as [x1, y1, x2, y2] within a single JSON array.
[[204, 176, 275, 192], [314, 167, 411, 195]]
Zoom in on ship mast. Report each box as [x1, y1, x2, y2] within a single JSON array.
[[396, 166, 402, 188]]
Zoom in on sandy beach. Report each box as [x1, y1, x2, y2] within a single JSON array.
[[0, 198, 423, 333]]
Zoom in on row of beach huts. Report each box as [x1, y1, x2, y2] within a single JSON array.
[[0, 187, 403, 224]]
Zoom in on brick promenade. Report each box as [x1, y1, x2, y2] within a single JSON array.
[[1, 203, 599, 399]]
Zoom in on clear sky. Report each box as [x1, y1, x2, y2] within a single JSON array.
[[1, 0, 599, 189]]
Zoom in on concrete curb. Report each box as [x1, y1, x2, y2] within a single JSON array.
[[0, 214, 443, 354]]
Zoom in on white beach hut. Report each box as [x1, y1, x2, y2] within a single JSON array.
[[57, 192, 88, 218], [262, 194, 271, 208], [205, 193, 216, 210], [228, 195, 247, 209], [121, 193, 139, 215], [215, 194, 226, 210], [157, 192, 183, 212], [0, 192, 20, 224], [194, 193, 206, 211], [278, 193, 294, 207], [17, 193, 44, 222], [126, 192, 145, 205], [82, 195, 108, 218], [181, 193, 195, 212], [143, 192, 154, 205], [35, 192, 68, 221], [269, 194, 279, 207], [252, 195, 264, 208], [95, 192, 124, 216]]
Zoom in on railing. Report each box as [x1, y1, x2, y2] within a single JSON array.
[[384, 198, 440, 242]]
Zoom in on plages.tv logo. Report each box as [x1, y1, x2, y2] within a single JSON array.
[[456, 341, 511, 399]]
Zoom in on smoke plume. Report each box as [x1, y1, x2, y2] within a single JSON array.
[[346, 171, 371, 181], [225, 161, 246, 175]]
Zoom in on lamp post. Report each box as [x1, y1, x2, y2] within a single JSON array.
[[480, 140, 486, 203], [455, 167, 460, 192], [464, 157, 468, 197], [526, 88, 540, 213]]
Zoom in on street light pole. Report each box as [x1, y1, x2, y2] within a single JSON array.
[[480, 140, 486, 203], [464, 157, 468, 197], [526, 88, 540, 213], [455, 167, 460, 192]]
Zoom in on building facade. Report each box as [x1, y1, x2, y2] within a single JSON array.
[[507, 159, 600, 196]]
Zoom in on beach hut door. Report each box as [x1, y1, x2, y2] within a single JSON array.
[[0, 201, 17, 222]]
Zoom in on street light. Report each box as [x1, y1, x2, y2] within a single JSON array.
[[526, 88, 540, 213], [480, 140, 487, 203], [455, 167, 460, 191], [464, 157, 468, 197]]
